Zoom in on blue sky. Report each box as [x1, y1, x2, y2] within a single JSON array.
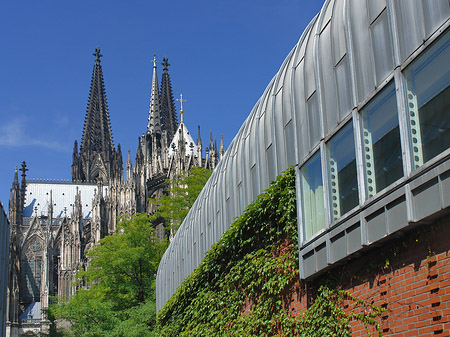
[[0, 0, 324, 210]]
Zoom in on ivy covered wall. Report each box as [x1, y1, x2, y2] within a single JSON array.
[[156, 168, 384, 336]]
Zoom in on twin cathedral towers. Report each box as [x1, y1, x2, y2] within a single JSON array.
[[6, 48, 224, 336]]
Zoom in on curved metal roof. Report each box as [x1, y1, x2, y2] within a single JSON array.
[[156, 0, 450, 310]]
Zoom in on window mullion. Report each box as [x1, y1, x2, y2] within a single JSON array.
[[320, 142, 331, 227], [394, 68, 414, 177], [353, 109, 369, 202]]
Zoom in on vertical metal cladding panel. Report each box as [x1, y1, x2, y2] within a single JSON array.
[[393, 1, 424, 63], [335, 56, 353, 120], [422, 1, 450, 39], [217, 169, 227, 235], [242, 134, 251, 211], [285, 120, 297, 167], [284, 52, 298, 167], [332, 0, 347, 65], [227, 167, 235, 226], [175, 236, 181, 289], [193, 215, 199, 270], [185, 222, 192, 280], [258, 84, 272, 192], [212, 184, 221, 243], [179, 227, 185, 287], [349, 0, 376, 103], [249, 108, 258, 168], [282, 49, 295, 127], [370, 9, 394, 85], [249, 109, 260, 200], [274, 89, 287, 174], [207, 189, 214, 244], [224, 146, 233, 201], [201, 206, 207, 261], [293, 59, 310, 162], [234, 139, 244, 215], [367, 0, 386, 24], [234, 129, 243, 186], [319, 22, 339, 134], [307, 92, 321, 147], [264, 85, 278, 184], [263, 84, 274, 149], [305, 20, 318, 99], [320, 0, 334, 32]]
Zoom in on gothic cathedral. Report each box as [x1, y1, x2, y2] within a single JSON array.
[[5, 48, 224, 336]]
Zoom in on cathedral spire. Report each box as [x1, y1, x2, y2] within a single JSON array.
[[73, 47, 116, 182], [147, 54, 162, 135], [160, 56, 178, 140], [80, 47, 113, 155]]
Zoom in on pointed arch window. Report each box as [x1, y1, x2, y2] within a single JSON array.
[[21, 238, 43, 302]]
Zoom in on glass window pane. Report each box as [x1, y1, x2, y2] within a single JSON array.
[[361, 81, 403, 197], [404, 29, 450, 168], [328, 122, 358, 221], [301, 151, 325, 241]]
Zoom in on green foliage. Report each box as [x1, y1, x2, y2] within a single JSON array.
[[156, 167, 384, 336], [148, 167, 212, 231], [50, 214, 167, 336]]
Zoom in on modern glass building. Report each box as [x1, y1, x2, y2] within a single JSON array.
[[156, 0, 450, 310]]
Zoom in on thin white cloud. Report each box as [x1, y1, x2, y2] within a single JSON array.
[[0, 116, 70, 152]]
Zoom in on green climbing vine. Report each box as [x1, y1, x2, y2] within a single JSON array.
[[156, 167, 384, 336]]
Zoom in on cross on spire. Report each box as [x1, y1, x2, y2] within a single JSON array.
[[176, 94, 187, 111], [176, 94, 187, 123], [152, 54, 157, 68], [162, 56, 170, 70], [93, 47, 103, 63], [20, 161, 28, 178]]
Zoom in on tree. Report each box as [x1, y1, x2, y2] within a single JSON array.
[[50, 214, 167, 336], [50, 168, 212, 336], [149, 167, 212, 232]]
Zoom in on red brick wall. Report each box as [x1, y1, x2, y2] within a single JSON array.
[[288, 216, 450, 336]]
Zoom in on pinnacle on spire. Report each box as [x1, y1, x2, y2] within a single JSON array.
[[220, 134, 225, 159], [13, 165, 19, 186], [197, 125, 202, 145], [210, 130, 214, 148], [147, 54, 162, 134]]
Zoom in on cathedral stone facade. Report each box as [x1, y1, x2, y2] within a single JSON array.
[[5, 48, 223, 336]]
